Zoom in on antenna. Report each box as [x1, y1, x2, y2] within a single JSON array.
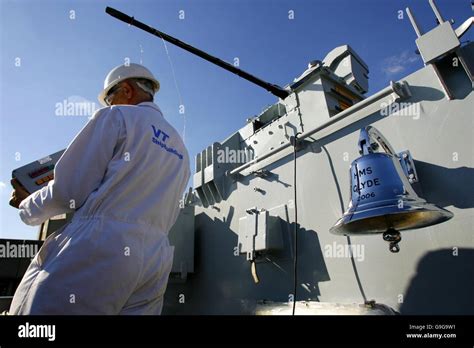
[[406, 7, 424, 37], [428, 0, 445, 24]]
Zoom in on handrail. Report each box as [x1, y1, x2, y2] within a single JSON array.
[[228, 81, 410, 177]]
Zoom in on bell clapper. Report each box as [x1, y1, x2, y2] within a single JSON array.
[[389, 242, 400, 253], [383, 228, 402, 253]]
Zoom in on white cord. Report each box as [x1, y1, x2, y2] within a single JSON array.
[[160, 37, 186, 144]]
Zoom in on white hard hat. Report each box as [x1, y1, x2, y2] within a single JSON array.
[[98, 63, 160, 106]]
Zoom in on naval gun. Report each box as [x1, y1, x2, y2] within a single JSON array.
[[105, 7, 290, 100]]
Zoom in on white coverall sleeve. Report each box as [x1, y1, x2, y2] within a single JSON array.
[[18, 107, 124, 226]]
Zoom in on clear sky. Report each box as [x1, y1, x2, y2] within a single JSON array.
[[1, 0, 472, 240]]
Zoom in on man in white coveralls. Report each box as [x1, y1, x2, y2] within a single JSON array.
[[8, 63, 190, 314]]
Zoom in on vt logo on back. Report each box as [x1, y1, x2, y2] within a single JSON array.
[[152, 125, 169, 142], [151, 125, 184, 160]]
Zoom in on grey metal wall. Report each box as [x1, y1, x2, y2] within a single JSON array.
[[163, 43, 474, 315]]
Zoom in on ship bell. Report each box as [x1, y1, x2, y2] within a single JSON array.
[[330, 126, 453, 252]]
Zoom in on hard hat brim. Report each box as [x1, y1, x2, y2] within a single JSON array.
[[98, 76, 160, 106]]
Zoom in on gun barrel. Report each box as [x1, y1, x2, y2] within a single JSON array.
[[105, 7, 290, 100]]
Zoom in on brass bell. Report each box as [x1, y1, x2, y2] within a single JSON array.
[[330, 126, 453, 252]]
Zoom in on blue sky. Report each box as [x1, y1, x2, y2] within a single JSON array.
[[1, 0, 472, 240]]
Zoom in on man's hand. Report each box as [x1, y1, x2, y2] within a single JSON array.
[[9, 178, 30, 209]]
